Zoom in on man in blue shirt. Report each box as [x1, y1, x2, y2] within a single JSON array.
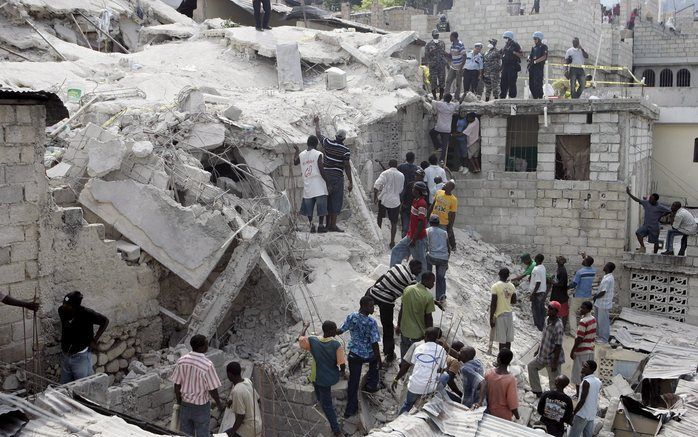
[[459, 346, 484, 407], [462, 43, 484, 99], [568, 255, 596, 334], [338, 296, 382, 418]]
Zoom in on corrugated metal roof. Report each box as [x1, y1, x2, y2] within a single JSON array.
[[367, 395, 537, 437], [0, 390, 178, 436], [659, 379, 698, 437], [475, 414, 548, 437], [0, 88, 55, 101], [612, 308, 698, 379]]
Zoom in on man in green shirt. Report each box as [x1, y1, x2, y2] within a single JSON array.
[[512, 253, 536, 284], [397, 272, 436, 360]]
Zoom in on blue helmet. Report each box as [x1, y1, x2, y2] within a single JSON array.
[[502, 31, 514, 40], [533, 31, 544, 40], [440, 15, 447, 22]]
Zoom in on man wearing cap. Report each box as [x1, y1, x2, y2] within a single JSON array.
[[528, 32, 548, 99], [314, 116, 353, 233], [500, 31, 523, 99], [390, 182, 429, 279], [482, 39, 502, 101], [58, 291, 109, 383], [462, 43, 484, 99], [426, 214, 450, 302], [424, 30, 447, 100], [528, 301, 565, 396]]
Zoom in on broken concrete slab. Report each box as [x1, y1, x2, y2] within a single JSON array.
[[276, 42, 303, 92], [116, 240, 141, 261], [79, 179, 235, 288], [326, 67, 347, 90], [223, 26, 350, 65], [222, 105, 242, 121], [46, 162, 72, 179], [178, 89, 206, 114], [184, 212, 277, 342], [181, 122, 226, 151], [139, 23, 195, 44], [87, 137, 127, 177]]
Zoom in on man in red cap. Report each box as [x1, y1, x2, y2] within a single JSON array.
[[528, 301, 565, 397]]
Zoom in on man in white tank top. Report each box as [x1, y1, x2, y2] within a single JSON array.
[[568, 360, 601, 437], [294, 136, 329, 233]]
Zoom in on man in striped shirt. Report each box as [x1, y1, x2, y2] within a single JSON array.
[[569, 301, 596, 397], [314, 115, 353, 233], [568, 255, 596, 334], [366, 260, 421, 362], [171, 334, 223, 436]]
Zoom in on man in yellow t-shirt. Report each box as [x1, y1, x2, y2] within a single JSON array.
[[489, 268, 517, 351], [430, 181, 457, 250]]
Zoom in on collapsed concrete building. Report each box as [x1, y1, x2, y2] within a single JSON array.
[[1, 0, 698, 436]]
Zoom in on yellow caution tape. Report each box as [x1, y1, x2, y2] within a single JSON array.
[[548, 77, 644, 86], [549, 63, 629, 71]]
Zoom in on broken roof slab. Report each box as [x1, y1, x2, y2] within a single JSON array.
[[78, 179, 235, 288], [223, 26, 351, 65]]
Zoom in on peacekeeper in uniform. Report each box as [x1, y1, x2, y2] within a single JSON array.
[[528, 31, 548, 99]]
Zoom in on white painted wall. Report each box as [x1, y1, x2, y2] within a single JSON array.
[[652, 123, 698, 205]]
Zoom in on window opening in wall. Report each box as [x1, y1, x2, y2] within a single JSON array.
[[586, 113, 593, 124], [642, 69, 655, 87], [659, 68, 673, 87], [694, 139, 698, 163], [677, 69, 691, 87], [505, 115, 538, 172], [555, 135, 591, 180]]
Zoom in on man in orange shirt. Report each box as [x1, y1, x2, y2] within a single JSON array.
[[473, 348, 520, 421]]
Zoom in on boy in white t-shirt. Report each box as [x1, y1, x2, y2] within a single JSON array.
[[530, 253, 548, 332]]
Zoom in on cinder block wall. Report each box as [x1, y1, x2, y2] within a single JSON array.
[[454, 100, 656, 280], [0, 100, 162, 383], [0, 103, 47, 363]]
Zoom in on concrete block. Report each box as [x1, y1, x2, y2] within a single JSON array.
[[131, 141, 154, 158], [0, 185, 23, 204], [182, 122, 226, 151], [0, 263, 24, 283], [4, 126, 38, 144], [61, 207, 83, 227], [9, 204, 39, 224], [4, 164, 35, 183], [10, 241, 38, 263], [0, 247, 9, 265], [0, 226, 24, 246], [88, 137, 127, 177], [134, 373, 161, 397]]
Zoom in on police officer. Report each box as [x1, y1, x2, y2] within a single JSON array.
[[482, 38, 502, 101], [424, 29, 447, 100], [436, 15, 450, 32], [500, 31, 523, 99], [528, 31, 548, 99]]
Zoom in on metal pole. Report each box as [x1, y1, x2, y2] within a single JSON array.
[[0, 44, 31, 61], [24, 19, 68, 61], [70, 13, 93, 50], [76, 11, 130, 54], [592, 32, 603, 84]]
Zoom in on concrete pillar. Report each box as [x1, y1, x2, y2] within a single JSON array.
[[340, 2, 350, 20], [370, 0, 383, 29]]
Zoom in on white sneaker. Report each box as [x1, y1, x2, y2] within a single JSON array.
[[461, 167, 469, 175]]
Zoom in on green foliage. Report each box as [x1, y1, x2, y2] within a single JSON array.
[[358, 0, 406, 11]]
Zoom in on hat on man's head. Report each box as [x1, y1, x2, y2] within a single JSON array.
[[64, 291, 83, 306], [548, 301, 562, 312]]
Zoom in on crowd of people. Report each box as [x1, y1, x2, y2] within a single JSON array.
[[422, 28, 594, 102], [293, 244, 616, 437]]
